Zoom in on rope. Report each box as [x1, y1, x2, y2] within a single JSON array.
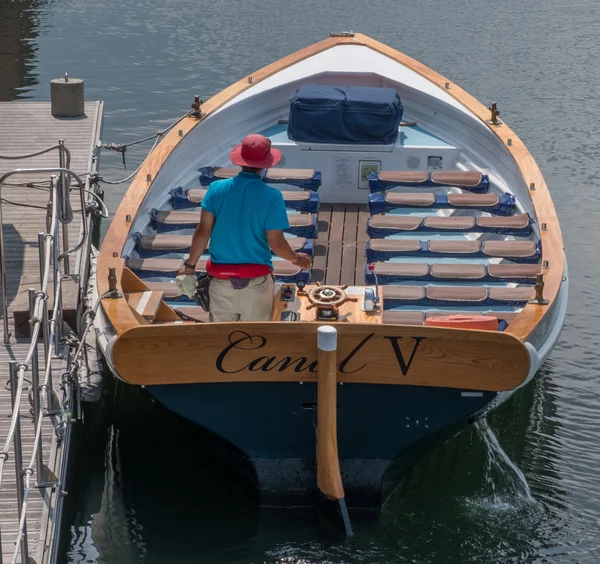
[[0, 145, 63, 161], [95, 109, 194, 184]]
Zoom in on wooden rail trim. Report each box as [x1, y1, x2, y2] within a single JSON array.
[[99, 33, 564, 342], [110, 322, 529, 390]]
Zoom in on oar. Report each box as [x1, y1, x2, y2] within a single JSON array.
[[316, 326, 353, 537]]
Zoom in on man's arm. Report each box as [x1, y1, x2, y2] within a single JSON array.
[[267, 230, 312, 270], [177, 209, 215, 275]]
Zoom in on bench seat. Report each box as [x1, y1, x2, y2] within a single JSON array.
[[366, 239, 540, 263], [365, 262, 540, 284], [368, 191, 514, 216], [382, 285, 534, 307], [133, 233, 313, 259], [367, 213, 531, 237], [171, 186, 320, 213], [126, 257, 310, 284], [150, 209, 318, 238], [199, 166, 322, 191], [369, 170, 489, 193]]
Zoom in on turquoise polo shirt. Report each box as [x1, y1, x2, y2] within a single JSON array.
[[201, 172, 290, 268]]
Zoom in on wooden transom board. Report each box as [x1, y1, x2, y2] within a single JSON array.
[[111, 322, 529, 391]]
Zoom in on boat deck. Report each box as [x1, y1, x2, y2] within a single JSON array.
[[312, 204, 370, 286]]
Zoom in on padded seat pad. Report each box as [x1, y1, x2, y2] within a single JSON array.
[[382, 286, 426, 300], [427, 286, 488, 302], [187, 189, 208, 204], [368, 239, 422, 252], [447, 193, 499, 207], [477, 213, 529, 229], [488, 287, 534, 301], [487, 264, 540, 279], [483, 241, 537, 258], [382, 311, 425, 325], [385, 193, 436, 206], [213, 167, 241, 178], [265, 168, 316, 180], [430, 264, 487, 279], [428, 240, 481, 254], [431, 171, 484, 187], [379, 171, 429, 184], [423, 216, 476, 230], [369, 215, 422, 230], [373, 262, 430, 277]]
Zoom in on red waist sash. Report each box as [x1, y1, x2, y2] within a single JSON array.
[[206, 258, 272, 279]]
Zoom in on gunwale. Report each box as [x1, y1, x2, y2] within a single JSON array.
[[98, 33, 564, 344]]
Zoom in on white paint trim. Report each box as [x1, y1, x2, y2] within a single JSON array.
[[135, 291, 153, 315]]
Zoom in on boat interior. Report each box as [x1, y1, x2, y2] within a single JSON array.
[[117, 65, 542, 332]]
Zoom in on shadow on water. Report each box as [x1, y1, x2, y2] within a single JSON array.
[[60, 359, 600, 564], [0, 0, 48, 101]]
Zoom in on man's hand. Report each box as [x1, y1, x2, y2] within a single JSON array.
[[177, 263, 196, 276], [292, 252, 312, 271]]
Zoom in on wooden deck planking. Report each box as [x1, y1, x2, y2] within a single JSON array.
[[311, 204, 332, 283], [312, 203, 370, 287], [0, 101, 103, 563], [340, 205, 358, 286], [355, 205, 370, 285], [325, 204, 345, 285]]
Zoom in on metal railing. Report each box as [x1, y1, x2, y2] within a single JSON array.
[[0, 166, 88, 345], [0, 144, 95, 563]]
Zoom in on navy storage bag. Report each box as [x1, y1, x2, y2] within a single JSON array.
[[288, 85, 403, 145]]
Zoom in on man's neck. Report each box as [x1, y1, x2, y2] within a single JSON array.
[[241, 167, 263, 176]]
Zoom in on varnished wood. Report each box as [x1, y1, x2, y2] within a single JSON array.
[[312, 204, 332, 283], [110, 321, 529, 390], [355, 205, 370, 285], [340, 205, 358, 286], [98, 32, 564, 343], [271, 285, 382, 324], [317, 345, 344, 500], [325, 204, 345, 285]]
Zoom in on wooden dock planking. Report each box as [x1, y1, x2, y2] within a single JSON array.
[[0, 101, 103, 563]]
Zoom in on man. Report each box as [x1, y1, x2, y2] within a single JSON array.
[[176, 134, 312, 321]]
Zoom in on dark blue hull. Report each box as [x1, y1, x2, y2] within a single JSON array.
[[147, 382, 495, 506]]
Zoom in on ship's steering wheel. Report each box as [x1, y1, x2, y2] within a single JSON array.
[[303, 284, 358, 311]]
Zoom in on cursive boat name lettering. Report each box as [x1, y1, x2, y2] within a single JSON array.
[[216, 331, 426, 376]]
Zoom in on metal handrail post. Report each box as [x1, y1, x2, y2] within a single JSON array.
[[58, 139, 72, 275], [38, 232, 53, 410], [52, 190, 63, 356], [0, 166, 88, 344], [9, 362, 30, 564], [28, 289, 45, 483]]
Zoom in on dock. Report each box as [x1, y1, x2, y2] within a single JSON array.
[[0, 101, 103, 563]]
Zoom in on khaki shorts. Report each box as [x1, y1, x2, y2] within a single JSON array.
[[209, 275, 274, 322]]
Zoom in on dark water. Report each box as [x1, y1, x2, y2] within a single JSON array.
[[2, 0, 600, 561]]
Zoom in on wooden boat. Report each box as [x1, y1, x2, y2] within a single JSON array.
[[94, 33, 567, 532]]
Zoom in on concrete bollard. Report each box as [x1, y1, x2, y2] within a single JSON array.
[[51, 75, 85, 117]]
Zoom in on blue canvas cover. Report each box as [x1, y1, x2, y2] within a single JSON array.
[[287, 85, 403, 145]]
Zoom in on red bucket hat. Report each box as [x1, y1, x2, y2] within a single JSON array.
[[230, 134, 281, 168]]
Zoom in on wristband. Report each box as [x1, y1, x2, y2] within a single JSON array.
[[184, 261, 196, 270]]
